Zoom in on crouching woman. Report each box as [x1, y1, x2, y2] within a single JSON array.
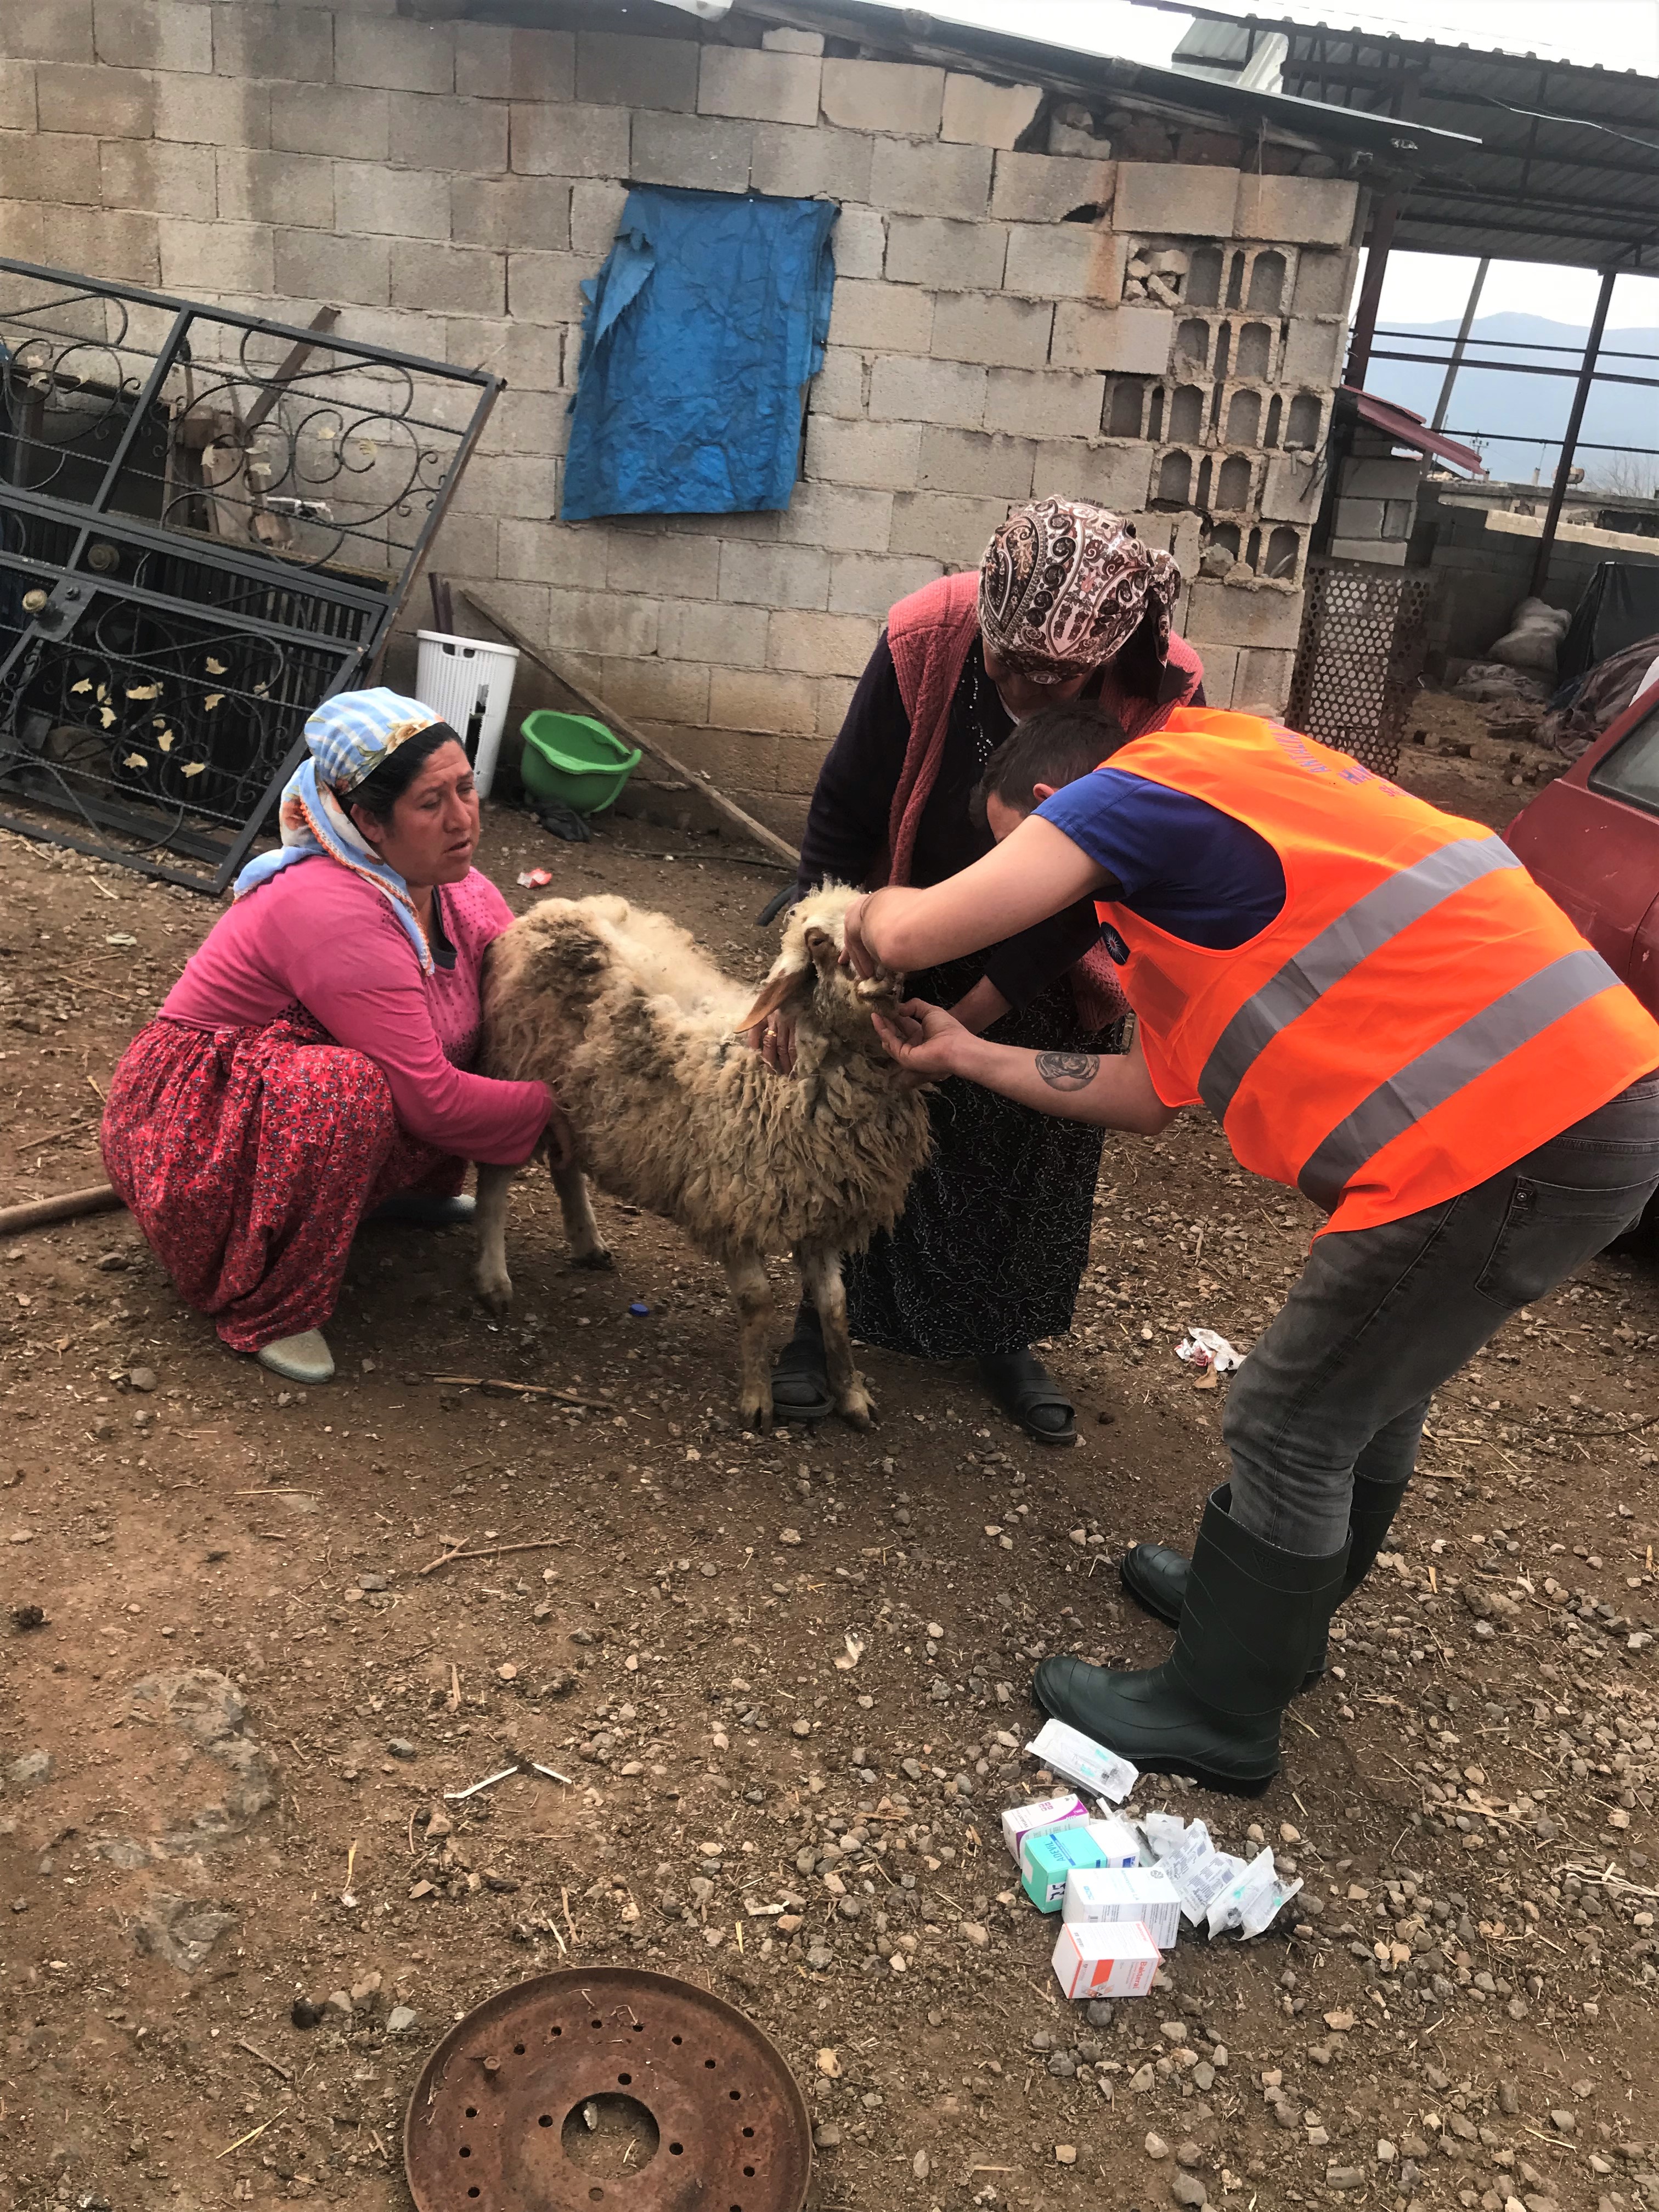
[[100, 691, 566, 1386]]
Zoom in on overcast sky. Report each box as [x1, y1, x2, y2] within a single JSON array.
[[910, 0, 1659, 330]]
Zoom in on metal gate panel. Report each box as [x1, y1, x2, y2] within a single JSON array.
[[1285, 559, 1432, 778]]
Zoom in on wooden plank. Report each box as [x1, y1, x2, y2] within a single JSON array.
[[458, 585, 801, 872]]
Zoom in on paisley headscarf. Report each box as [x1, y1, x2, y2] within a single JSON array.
[[232, 689, 458, 975], [978, 498, 1182, 685]]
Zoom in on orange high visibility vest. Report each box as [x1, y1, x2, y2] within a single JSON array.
[[1091, 707, 1659, 1235]]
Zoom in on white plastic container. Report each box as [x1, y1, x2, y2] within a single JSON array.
[[414, 629, 520, 797]]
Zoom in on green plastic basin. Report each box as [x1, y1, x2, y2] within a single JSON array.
[[519, 710, 641, 814]]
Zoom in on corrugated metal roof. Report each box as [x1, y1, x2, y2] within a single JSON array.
[[1347, 388, 1485, 474], [1164, 4, 1659, 269]]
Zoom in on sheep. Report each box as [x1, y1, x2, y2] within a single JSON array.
[[472, 884, 933, 1430]]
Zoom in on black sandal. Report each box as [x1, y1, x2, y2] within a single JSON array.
[[771, 1305, 833, 1425], [978, 1348, 1076, 1446]]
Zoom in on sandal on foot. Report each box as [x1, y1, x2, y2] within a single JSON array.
[[256, 1330, 335, 1385], [367, 1193, 476, 1228], [978, 1348, 1075, 1446], [771, 1306, 832, 1425]]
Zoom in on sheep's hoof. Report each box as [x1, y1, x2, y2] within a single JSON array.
[[572, 1243, 615, 1272], [838, 1380, 877, 1430], [475, 1268, 514, 1316], [739, 1388, 774, 1431]]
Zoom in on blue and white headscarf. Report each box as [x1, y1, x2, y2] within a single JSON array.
[[233, 689, 456, 974]]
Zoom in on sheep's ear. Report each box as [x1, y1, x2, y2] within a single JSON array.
[[733, 959, 809, 1032]]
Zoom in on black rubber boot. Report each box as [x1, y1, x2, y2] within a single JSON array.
[[1119, 1476, 1408, 1689], [770, 1302, 833, 1425], [1032, 1489, 1350, 1796]]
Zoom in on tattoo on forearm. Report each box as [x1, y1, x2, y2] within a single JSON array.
[[1035, 1050, 1101, 1092]]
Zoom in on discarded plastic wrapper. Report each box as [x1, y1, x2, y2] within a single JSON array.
[[1063, 1866, 1182, 1951], [1177, 1327, 1244, 1374], [1022, 1825, 1108, 1912], [1083, 1815, 1141, 1868], [1052, 1917, 1160, 2000], [1149, 1818, 1247, 1925], [1001, 1793, 1090, 1865], [515, 867, 554, 889], [1138, 1810, 1189, 1861], [1204, 1847, 1303, 1940], [1026, 1718, 1138, 1803]]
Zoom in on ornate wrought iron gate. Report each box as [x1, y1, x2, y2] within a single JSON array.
[[1285, 558, 1434, 776], [0, 258, 499, 890]]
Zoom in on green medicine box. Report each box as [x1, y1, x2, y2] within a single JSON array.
[[1021, 1825, 1109, 1913]]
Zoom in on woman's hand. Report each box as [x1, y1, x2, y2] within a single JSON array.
[[840, 892, 878, 980], [740, 1009, 798, 1075], [870, 998, 972, 1082], [543, 1091, 577, 1171]]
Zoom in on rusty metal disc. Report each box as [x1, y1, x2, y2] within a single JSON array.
[[404, 1968, 812, 2212]]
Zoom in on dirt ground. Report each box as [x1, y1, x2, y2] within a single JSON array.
[[2, 719, 1657, 2212]]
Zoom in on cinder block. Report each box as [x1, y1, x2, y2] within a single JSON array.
[[1341, 456, 1424, 500], [454, 452, 560, 521], [100, 137, 216, 217], [1235, 645, 1296, 713], [600, 656, 712, 729], [217, 147, 332, 230], [1005, 223, 1125, 302], [870, 136, 992, 219], [454, 22, 573, 102], [766, 609, 879, 679], [498, 517, 607, 586], [658, 597, 770, 670], [1279, 318, 1344, 387], [452, 176, 570, 252], [869, 354, 985, 431], [885, 215, 1007, 292], [1383, 499, 1416, 538], [930, 289, 1052, 368], [270, 81, 382, 159], [427, 510, 498, 583], [808, 676, 853, 738], [1235, 173, 1358, 249], [720, 540, 831, 610], [1030, 439, 1152, 511], [513, 101, 631, 180], [392, 240, 504, 318], [1261, 453, 1322, 524], [0, 128, 98, 205], [575, 30, 697, 112], [335, 15, 453, 94], [629, 110, 750, 194], [665, 724, 780, 797], [506, 250, 588, 325], [333, 161, 447, 240], [772, 734, 827, 799], [1184, 578, 1303, 650], [388, 93, 507, 177], [763, 27, 823, 55], [0, 61, 32, 131], [1190, 639, 1238, 708], [1, 0, 92, 64], [984, 368, 1103, 440], [36, 60, 153, 138], [830, 201, 884, 279], [750, 120, 872, 202], [889, 489, 1006, 562], [159, 71, 270, 150], [698, 45, 819, 127], [540, 586, 656, 659], [1112, 162, 1237, 238], [608, 533, 721, 600], [97, 0, 210, 74], [211, 4, 332, 85], [466, 580, 550, 640], [940, 72, 1041, 149], [448, 317, 563, 392], [708, 667, 819, 737], [0, 198, 44, 257], [1334, 496, 1387, 539], [1049, 301, 1172, 374], [159, 217, 272, 294], [1291, 246, 1355, 318], [570, 177, 627, 257], [826, 278, 933, 356], [819, 57, 943, 137], [274, 224, 388, 307], [991, 148, 1114, 223], [804, 415, 921, 493], [917, 424, 1034, 499], [775, 481, 893, 553], [827, 550, 944, 617], [810, 346, 866, 420]]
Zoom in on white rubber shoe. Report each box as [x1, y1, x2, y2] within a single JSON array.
[[256, 1330, 336, 1385]]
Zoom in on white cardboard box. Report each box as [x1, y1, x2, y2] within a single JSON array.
[[1000, 1792, 1089, 1864], [1084, 1815, 1141, 1868], [1051, 1918, 1160, 2000], [1063, 1866, 1182, 1951]]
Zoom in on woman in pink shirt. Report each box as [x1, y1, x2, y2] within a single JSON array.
[[100, 689, 564, 1386]]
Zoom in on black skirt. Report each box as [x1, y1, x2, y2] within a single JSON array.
[[844, 956, 1114, 1362]]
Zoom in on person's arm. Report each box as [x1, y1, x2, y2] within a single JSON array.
[[849, 815, 1110, 977], [872, 999, 1177, 1133], [980, 896, 1106, 1011]]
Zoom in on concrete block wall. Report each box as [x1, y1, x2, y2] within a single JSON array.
[[1327, 428, 1425, 570], [0, 1, 1363, 832]]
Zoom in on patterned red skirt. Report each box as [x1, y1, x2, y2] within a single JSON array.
[[101, 1010, 463, 1353]]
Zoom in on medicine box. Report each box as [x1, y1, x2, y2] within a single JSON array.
[[1001, 1793, 1089, 1865], [1084, 1815, 1141, 1868], [1062, 1866, 1182, 1952], [1026, 1717, 1139, 1802], [1022, 1825, 1108, 1912], [1052, 1918, 1160, 2000]]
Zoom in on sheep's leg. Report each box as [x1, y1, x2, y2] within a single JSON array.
[[720, 1251, 775, 1431], [550, 1155, 613, 1271], [799, 1246, 876, 1430], [473, 1163, 516, 1314]]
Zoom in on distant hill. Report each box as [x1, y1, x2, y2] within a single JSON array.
[[1362, 312, 1658, 490]]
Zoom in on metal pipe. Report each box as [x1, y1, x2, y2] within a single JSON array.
[[1344, 185, 1402, 388], [1431, 257, 1489, 429], [1529, 265, 1619, 599]]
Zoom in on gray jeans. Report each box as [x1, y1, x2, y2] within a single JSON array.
[[1224, 1072, 1659, 1555]]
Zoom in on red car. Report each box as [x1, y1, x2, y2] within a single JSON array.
[[1504, 677, 1659, 1020]]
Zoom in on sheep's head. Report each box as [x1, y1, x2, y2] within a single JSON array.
[[735, 885, 905, 1057]]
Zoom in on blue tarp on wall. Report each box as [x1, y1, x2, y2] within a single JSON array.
[[561, 185, 838, 522]]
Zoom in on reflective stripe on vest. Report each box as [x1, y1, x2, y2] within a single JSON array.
[[1197, 835, 1523, 1125]]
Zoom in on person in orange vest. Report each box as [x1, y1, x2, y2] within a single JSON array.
[[844, 699, 1659, 1796]]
